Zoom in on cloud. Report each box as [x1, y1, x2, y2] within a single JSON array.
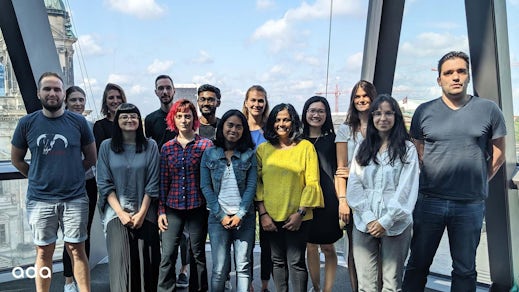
[[256, 0, 275, 10], [128, 84, 147, 96], [107, 74, 131, 85], [400, 32, 468, 58], [147, 59, 174, 74], [294, 52, 321, 66], [252, 0, 363, 52], [192, 50, 214, 64], [105, 0, 166, 19], [192, 72, 217, 85], [76, 35, 103, 56], [345, 52, 363, 72]]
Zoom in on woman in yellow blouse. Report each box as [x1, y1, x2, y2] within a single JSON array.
[[255, 103, 324, 292]]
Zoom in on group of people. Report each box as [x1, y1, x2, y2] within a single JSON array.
[[11, 50, 506, 292]]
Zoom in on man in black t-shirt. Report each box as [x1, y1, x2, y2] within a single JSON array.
[[144, 75, 177, 149], [197, 84, 221, 139]]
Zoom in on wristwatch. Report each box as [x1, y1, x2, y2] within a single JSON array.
[[297, 208, 306, 217]]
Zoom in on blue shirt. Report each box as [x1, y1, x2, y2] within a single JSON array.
[[11, 111, 94, 202]]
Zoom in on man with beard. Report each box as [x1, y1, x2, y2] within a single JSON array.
[[11, 72, 96, 292], [197, 84, 221, 139], [145, 75, 178, 149]]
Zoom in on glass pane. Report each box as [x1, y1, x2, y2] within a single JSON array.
[[0, 178, 65, 273]]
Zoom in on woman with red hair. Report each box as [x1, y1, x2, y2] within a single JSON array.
[[157, 99, 213, 292]]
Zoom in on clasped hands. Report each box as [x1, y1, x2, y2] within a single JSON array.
[[221, 215, 241, 229], [118, 209, 146, 229]]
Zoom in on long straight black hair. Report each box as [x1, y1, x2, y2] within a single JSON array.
[[214, 109, 255, 152], [111, 103, 148, 153], [302, 96, 335, 138], [355, 94, 410, 166]]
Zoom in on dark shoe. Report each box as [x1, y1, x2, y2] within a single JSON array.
[[177, 272, 189, 288]]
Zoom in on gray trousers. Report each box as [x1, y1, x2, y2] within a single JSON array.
[[353, 225, 412, 292], [106, 219, 160, 292]]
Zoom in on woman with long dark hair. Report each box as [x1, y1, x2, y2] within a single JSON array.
[[255, 103, 324, 292], [302, 96, 342, 292], [96, 103, 161, 291], [347, 94, 419, 291], [335, 80, 377, 291], [201, 109, 257, 292]]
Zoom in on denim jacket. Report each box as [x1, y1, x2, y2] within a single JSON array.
[[200, 146, 257, 221]]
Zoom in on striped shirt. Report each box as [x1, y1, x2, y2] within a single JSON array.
[[159, 134, 213, 214]]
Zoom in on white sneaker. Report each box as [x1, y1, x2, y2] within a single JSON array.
[[64, 282, 78, 292], [225, 280, 232, 291]]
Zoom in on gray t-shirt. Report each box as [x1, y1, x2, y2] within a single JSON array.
[[96, 139, 160, 231], [410, 96, 506, 200], [11, 110, 94, 202]]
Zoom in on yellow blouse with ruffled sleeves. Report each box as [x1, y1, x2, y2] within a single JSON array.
[[255, 139, 324, 222]]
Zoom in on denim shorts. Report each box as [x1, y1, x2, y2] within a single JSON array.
[[26, 196, 89, 246]]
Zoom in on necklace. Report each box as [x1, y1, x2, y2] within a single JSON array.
[[310, 133, 323, 145]]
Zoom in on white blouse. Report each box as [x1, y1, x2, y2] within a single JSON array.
[[346, 140, 419, 236], [335, 123, 364, 166]]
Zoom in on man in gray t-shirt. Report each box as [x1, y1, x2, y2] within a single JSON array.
[[402, 52, 507, 291], [11, 72, 96, 292]]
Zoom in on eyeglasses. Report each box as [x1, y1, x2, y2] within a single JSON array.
[[198, 97, 217, 103], [372, 110, 395, 118], [119, 114, 139, 121], [307, 109, 326, 115]]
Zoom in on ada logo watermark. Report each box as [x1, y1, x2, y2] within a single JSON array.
[[11, 266, 52, 279]]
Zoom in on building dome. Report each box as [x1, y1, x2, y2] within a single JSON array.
[[44, 0, 66, 11]]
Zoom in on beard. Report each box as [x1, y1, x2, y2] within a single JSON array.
[[161, 96, 173, 105], [41, 100, 63, 112]]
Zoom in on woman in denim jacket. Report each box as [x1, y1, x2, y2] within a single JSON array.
[[200, 109, 257, 292]]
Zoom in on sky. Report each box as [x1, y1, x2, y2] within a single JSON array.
[[64, 0, 519, 119]]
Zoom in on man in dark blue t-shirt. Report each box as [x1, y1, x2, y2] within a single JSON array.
[[11, 72, 96, 292], [402, 51, 507, 291]]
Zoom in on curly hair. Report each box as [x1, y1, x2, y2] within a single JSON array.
[[166, 99, 200, 132]]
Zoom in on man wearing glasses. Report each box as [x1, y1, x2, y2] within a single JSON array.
[[197, 84, 221, 139]]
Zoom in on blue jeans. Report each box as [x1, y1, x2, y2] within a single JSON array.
[[402, 194, 485, 292], [208, 213, 255, 292]]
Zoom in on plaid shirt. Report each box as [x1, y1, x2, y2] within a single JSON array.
[[159, 134, 213, 214]]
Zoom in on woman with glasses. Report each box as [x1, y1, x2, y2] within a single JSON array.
[[157, 99, 213, 292], [347, 94, 419, 291], [62, 86, 98, 292], [335, 80, 378, 291], [93, 83, 127, 151], [255, 103, 324, 292], [201, 109, 257, 292], [96, 103, 161, 292], [302, 96, 342, 292]]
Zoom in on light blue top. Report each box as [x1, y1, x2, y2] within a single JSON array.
[[200, 146, 257, 221]]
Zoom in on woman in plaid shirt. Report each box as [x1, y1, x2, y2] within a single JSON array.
[[157, 99, 213, 292]]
